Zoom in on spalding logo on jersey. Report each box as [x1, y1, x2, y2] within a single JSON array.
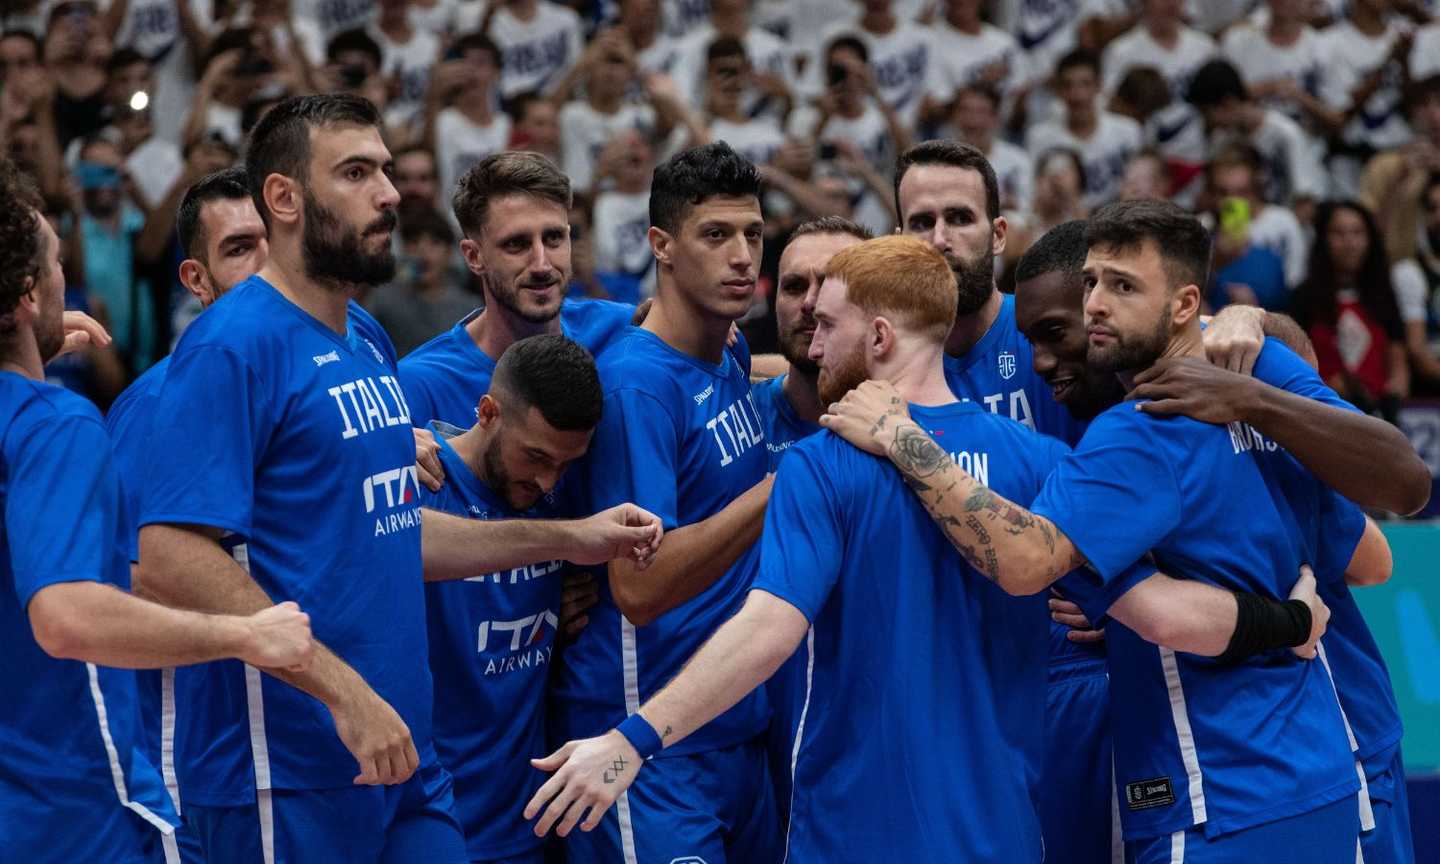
[[998, 351, 1017, 380]]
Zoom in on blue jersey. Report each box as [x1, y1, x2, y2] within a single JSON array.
[[398, 299, 633, 429], [944, 293, 1101, 674], [1031, 356, 1361, 841], [421, 423, 568, 860], [140, 277, 433, 799], [750, 374, 821, 474], [753, 401, 1067, 861], [552, 327, 770, 755], [1, 373, 179, 860]]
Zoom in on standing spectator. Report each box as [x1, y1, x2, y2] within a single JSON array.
[[423, 31, 510, 210], [1220, 0, 1339, 141], [41, 193, 128, 405], [1360, 73, 1440, 262], [557, 31, 658, 194], [101, 0, 213, 145], [1029, 147, 1089, 236], [927, 0, 1027, 120], [393, 141, 441, 207], [45, 1, 112, 150], [407, 0, 464, 40], [370, 0, 441, 134], [324, 27, 391, 114], [794, 35, 909, 187], [1027, 49, 1142, 210], [669, 0, 793, 119], [74, 134, 152, 374], [1186, 58, 1327, 209], [365, 203, 475, 356], [483, 0, 584, 100], [106, 48, 180, 212], [181, 29, 286, 151], [508, 90, 562, 161], [951, 83, 1031, 217], [1296, 201, 1410, 424], [1118, 148, 1168, 200], [1390, 173, 1440, 394], [621, 0, 680, 78], [1100, 0, 1216, 99], [1, 29, 63, 198], [702, 36, 785, 167], [591, 129, 657, 302], [293, 0, 378, 63], [805, 0, 941, 129], [1209, 145, 1310, 289], [1320, 0, 1415, 198]]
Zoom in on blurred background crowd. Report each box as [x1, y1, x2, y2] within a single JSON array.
[[8, 0, 1440, 450]]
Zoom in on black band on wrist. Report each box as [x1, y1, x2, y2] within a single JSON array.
[[1216, 591, 1313, 665]]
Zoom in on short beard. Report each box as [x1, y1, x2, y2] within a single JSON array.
[[483, 270, 563, 326], [817, 341, 869, 405], [777, 318, 818, 377], [301, 191, 397, 289], [1087, 305, 1172, 374], [35, 285, 64, 364], [951, 240, 996, 316]]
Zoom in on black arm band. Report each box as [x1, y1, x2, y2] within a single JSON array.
[[1216, 591, 1313, 665]]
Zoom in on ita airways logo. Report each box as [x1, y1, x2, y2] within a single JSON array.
[[363, 465, 423, 537], [998, 350, 1017, 380]]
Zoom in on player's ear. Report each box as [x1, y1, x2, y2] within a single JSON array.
[[991, 214, 1008, 256], [477, 394, 502, 427], [1172, 283, 1202, 328], [870, 315, 895, 359], [647, 226, 672, 268], [178, 260, 213, 305], [261, 173, 300, 227], [459, 237, 486, 276]]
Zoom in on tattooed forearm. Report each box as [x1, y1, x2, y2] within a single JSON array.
[[890, 424, 952, 477]]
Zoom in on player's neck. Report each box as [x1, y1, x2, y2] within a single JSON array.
[[447, 424, 492, 486], [1121, 325, 1204, 390], [508, 0, 538, 22], [712, 10, 747, 36], [643, 293, 731, 365], [258, 254, 352, 335], [879, 345, 954, 407], [782, 365, 824, 424], [862, 10, 895, 33], [944, 288, 1003, 358], [1067, 104, 1098, 136], [1144, 18, 1180, 46], [0, 335, 43, 381], [466, 302, 561, 361]]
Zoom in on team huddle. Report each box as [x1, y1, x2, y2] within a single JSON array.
[[1, 91, 1431, 864]]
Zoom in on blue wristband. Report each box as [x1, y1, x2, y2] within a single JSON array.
[[616, 713, 663, 759]]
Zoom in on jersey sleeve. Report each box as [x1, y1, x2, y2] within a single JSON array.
[[1313, 490, 1368, 587], [750, 441, 845, 623], [397, 359, 439, 429], [104, 394, 156, 563], [1055, 558, 1157, 625], [1030, 412, 1183, 581], [6, 413, 119, 607], [583, 386, 681, 528], [1252, 337, 1360, 413], [139, 345, 274, 539]]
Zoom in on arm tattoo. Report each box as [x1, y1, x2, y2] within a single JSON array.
[[662, 725, 673, 740], [890, 424, 951, 477]]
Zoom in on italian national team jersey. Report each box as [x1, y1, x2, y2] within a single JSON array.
[[398, 299, 634, 430], [1, 373, 180, 861], [1030, 345, 1362, 841], [139, 276, 434, 798], [752, 401, 1067, 861], [750, 374, 821, 474], [551, 327, 771, 755], [421, 423, 568, 860]]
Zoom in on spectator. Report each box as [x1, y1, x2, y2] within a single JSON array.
[[925, 0, 1027, 125], [1320, 0, 1414, 198], [1220, 0, 1339, 140], [181, 28, 283, 150], [41, 192, 128, 406], [795, 35, 910, 188], [508, 91, 562, 162], [1, 29, 62, 198], [669, 0, 793, 120], [1118, 148, 1167, 200], [703, 36, 786, 167], [1209, 145, 1310, 290], [102, 0, 213, 145], [1101, 0, 1216, 100], [556, 30, 660, 194], [591, 129, 656, 303], [293, 0, 379, 61], [951, 83, 1031, 217], [44, 1, 111, 150], [324, 27, 391, 114], [804, 0, 941, 128], [1390, 173, 1440, 394], [394, 142, 441, 207], [106, 49, 180, 212], [1360, 73, 1440, 262], [1027, 49, 1142, 209], [423, 31, 510, 211], [1295, 201, 1409, 424], [1186, 58, 1326, 209], [621, 0, 680, 79], [74, 134, 152, 374], [1029, 146, 1088, 236], [365, 202, 475, 355], [481, 0, 585, 100], [369, 0, 441, 134]]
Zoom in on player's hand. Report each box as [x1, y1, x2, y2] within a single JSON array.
[[820, 379, 911, 456], [561, 570, 599, 638], [413, 427, 444, 492], [1049, 593, 1105, 643], [1203, 304, 1266, 374], [56, 311, 112, 358], [568, 504, 664, 569], [328, 680, 420, 786], [1288, 565, 1329, 660], [525, 729, 641, 837], [238, 602, 314, 671], [1127, 358, 1260, 425]]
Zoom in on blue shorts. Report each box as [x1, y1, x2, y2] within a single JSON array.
[[171, 822, 206, 863], [1039, 663, 1116, 864], [1127, 795, 1359, 864], [564, 739, 781, 864], [1359, 746, 1414, 864], [187, 760, 467, 864]]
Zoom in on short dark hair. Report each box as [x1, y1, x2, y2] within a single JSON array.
[[0, 29, 41, 55], [398, 201, 456, 245], [492, 334, 603, 432], [452, 30, 502, 69], [1114, 66, 1170, 117], [203, 27, 256, 74], [1015, 219, 1088, 285], [1056, 48, 1101, 77], [826, 34, 868, 65], [706, 35, 747, 68], [893, 139, 1000, 222], [649, 141, 761, 234], [507, 90, 547, 124], [1085, 199, 1211, 289], [451, 150, 572, 237], [0, 158, 45, 335], [326, 28, 383, 69], [953, 82, 1001, 111], [244, 93, 383, 228], [177, 165, 251, 261], [106, 46, 147, 74], [1186, 59, 1247, 108], [792, 215, 874, 242]]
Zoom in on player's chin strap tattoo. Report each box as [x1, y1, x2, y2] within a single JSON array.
[[884, 421, 1085, 595]]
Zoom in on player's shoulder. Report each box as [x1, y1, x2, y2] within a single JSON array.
[[561, 297, 636, 349], [1181, 25, 1217, 52], [2, 374, 105, 454], [1220, 21, 1262, 53], [399, 316, 468, 371], [106, 356, 170, 429], [172, 277, 282, 355]]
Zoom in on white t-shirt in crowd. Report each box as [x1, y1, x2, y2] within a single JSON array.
[[485, 1, 584, 99], [294, 0, 378, 50], [1392, 258, 1432, 325], [1248, 203, 1310, 288], [991, 0, 1128, 84], [104, 0, 213, 145], [592, 189, 655, 285], [931, 22, 1028, 104], [663, 0, 713, 40], [708, 115, 786, 167], [435, 108, 512, 206], [370, 26, 440, 131], [1321, 20, 1413, 152], [559, 100, 658, 192], [670, 23, 793, 117], [789, 102, 894, 176], [1101, 23, 1217, 101], [989, 138, 1035, 216], [635, 33, 682, 78], [1238, 108, 1327, 204], [1027, 111, 1143, 210], [407, 0, 461, 39], [125, 135, 182, 212], [752, 0, 849, 69], [1221, 23, 1329, 133], [805, 17, 941, 128]]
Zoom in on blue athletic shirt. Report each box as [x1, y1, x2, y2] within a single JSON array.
[[421, 423, 568, 859], [752, 401, 1068, 862], [139, 277, 435, 798], [1031, 346, 1361, 841], [1, 373, 179, 861], [750, 374, 821, 474], [551, 326, 771, 755], [398, 299, 634, 429], [942, 293, 1103, 676]]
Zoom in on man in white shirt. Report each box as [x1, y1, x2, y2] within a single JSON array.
[[486, 0, 584, 100], [1028, 48, 1142, 209], [1101, 0, 1216, 100], [702, 36, 785, 167], [423, 32, 511, 207], [804, 0, 941, 129], [558, 31, 659, 194], [102, 0, 213, 144], [1210, 145, 1310, 289], [669, 0, 793, 120], [369, 0, 440, 134], [1220, 0, 1337, 141], [953, 83, 1032, 217], [1320, 0, 1414, 197], [927, 0, 1027, 114]]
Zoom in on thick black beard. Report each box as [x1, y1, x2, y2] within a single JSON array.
[[301, 192, 397, 288], [953, 241, 996, 316], [1087, 306, 1172, 374]]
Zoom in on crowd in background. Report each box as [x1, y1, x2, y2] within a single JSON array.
[[6, 0, 1440, 426]]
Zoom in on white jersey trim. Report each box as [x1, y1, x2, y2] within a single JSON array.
[[1316, 641, 1376, 832], [85, 662, 178, 835], [616, 789, 640, 864], [161, 667, 180, 814], [782, 626, 816, 864], [236, 543, 277, 864], [1159, 647, 1207, 825], [1170, 829, 1185, 863], [617, 615, 642, 863]]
